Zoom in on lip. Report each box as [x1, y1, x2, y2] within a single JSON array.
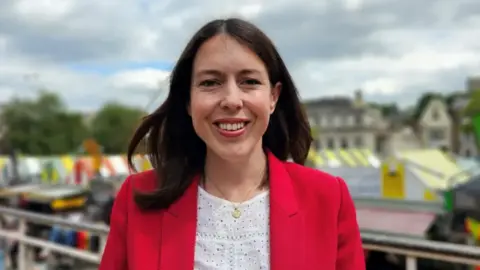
[[213, 118, 250, 124], [213, 118, 250, 138]]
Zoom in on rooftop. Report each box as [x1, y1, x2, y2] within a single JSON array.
[[303, 97, 353, 108]]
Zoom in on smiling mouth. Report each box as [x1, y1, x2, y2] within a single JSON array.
[[214, 121, 250, 131]]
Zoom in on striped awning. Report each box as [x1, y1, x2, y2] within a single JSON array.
[[308, 148, 380, 168], [0, 154, 153, 184]]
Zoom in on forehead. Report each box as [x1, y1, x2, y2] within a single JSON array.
[[193, 34, 267, 75]]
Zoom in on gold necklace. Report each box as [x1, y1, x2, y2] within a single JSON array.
[[204, 166, 266, 219]]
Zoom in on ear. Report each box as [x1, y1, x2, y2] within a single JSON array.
[[270, 82, 281, 114]]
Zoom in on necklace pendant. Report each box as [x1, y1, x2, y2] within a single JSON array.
[[232, 208, 241, 218]]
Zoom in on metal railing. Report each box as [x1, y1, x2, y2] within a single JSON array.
[[354, 197, 445, 214], [0, 206, 479, 270], [362, 232, 480, 269], [0, 206, 108, 270]]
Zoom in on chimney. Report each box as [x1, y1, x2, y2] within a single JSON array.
[[354, 89, 364, 107]]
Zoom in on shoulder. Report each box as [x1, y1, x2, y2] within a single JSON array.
[[115, 170, 158, 204], [285, 163, 365, 267], [283, 162, 349, 208], [284, 162, 342, 191], [128, 169, 158, 190]]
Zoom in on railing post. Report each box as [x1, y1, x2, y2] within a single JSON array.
[[0, 248, 5, 270], [100, 235, 107, 255], [405, 256, 417, 270], [0, 214, 7, 270], [17, 218, 27, 270]]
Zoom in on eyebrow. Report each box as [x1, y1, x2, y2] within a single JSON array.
[[195, 69, 222, 77], [194, 69, 262, 77]]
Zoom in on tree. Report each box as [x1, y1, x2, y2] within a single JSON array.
[[368, 102, 399, 117], [0, 91, 90, 155], [412, 92, 444, 121], [445, 91, 464, 108], [462, 89, 480, 142], [311, 126, 320, 141], [91, 103, 146, 154], [464, 89, 480, 117]]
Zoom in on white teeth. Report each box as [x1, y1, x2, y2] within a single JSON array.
[[218, 122, 246, 131]]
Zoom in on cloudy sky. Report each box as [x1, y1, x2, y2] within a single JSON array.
[[1, 0, 479, 111]]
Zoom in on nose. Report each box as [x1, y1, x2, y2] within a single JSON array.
[[220, 81, 242, 111]]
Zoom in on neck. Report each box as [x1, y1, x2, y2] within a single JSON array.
[[204, 145, 267, 200]]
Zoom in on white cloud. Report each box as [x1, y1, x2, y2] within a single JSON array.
[[0, 0, 479, 110], [343, 0, 364, 11], [238, 4, 263, 19], [109, 69, 170, 90], [13, 0, 76, 20]]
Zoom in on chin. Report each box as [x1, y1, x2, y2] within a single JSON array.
[[210, 142, 256, 162]]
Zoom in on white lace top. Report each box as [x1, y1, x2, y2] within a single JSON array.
[[194, 186, 270, 270]]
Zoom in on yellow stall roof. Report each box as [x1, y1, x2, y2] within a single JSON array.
[[396, 149, 471, 190]]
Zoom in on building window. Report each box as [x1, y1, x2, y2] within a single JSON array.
[[432, 109, 440, 121], [429, 128, 445, 140], [315, 140, 322, 149], [327, 138, 335, 149], [355, 114, 362, 125], [340, 138, 348, 148], [334, 116, 341, 127], [326, 116, 333, 126], [375, 136, 385, 153], [348, 115, 355, 126], [354, 136, 363, 147]]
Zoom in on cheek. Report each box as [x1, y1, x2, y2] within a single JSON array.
[[189, 94, 214, 128], [247, 95, 273, 124]]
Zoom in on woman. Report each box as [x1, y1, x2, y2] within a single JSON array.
[[99, 18, 364, 270]]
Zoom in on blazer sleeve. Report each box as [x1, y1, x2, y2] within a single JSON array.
[[99, 176, 131, 270], [336, 177, 365, 270]]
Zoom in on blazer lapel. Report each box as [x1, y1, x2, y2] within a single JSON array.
[[159, 177, 199, 270], [268, 152, 306, 270]]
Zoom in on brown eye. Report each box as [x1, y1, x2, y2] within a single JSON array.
[[242, 79, 261, 85], [199, 80, 219, 87]]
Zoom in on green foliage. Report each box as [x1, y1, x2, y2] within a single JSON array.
[[444, 91, 464, 108], [0, 91, 146, 155], [368, 102, 399, 117], [310, 126, 319, 139], [90, 103, 146, 154], [463, 89, 480, 117], [0, 91, 90, 155], [461, 89, 480, 149]]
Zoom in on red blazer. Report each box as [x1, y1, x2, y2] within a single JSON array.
[[99, 152, 365, 270]]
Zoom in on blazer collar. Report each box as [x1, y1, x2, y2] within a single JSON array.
[[267, 151, 299, 216], [267, 152, 304, 270], [159, 151, 303, 270], [166, 176, 198, 217], [166, 151, 299, 217]]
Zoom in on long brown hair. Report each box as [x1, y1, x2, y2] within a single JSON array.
[[128, 18, 312, 210]]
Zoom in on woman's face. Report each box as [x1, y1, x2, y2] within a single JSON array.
[[190, 34, 280, 161]]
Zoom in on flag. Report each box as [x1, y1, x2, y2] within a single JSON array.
[[466, 217, 480, 240]]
